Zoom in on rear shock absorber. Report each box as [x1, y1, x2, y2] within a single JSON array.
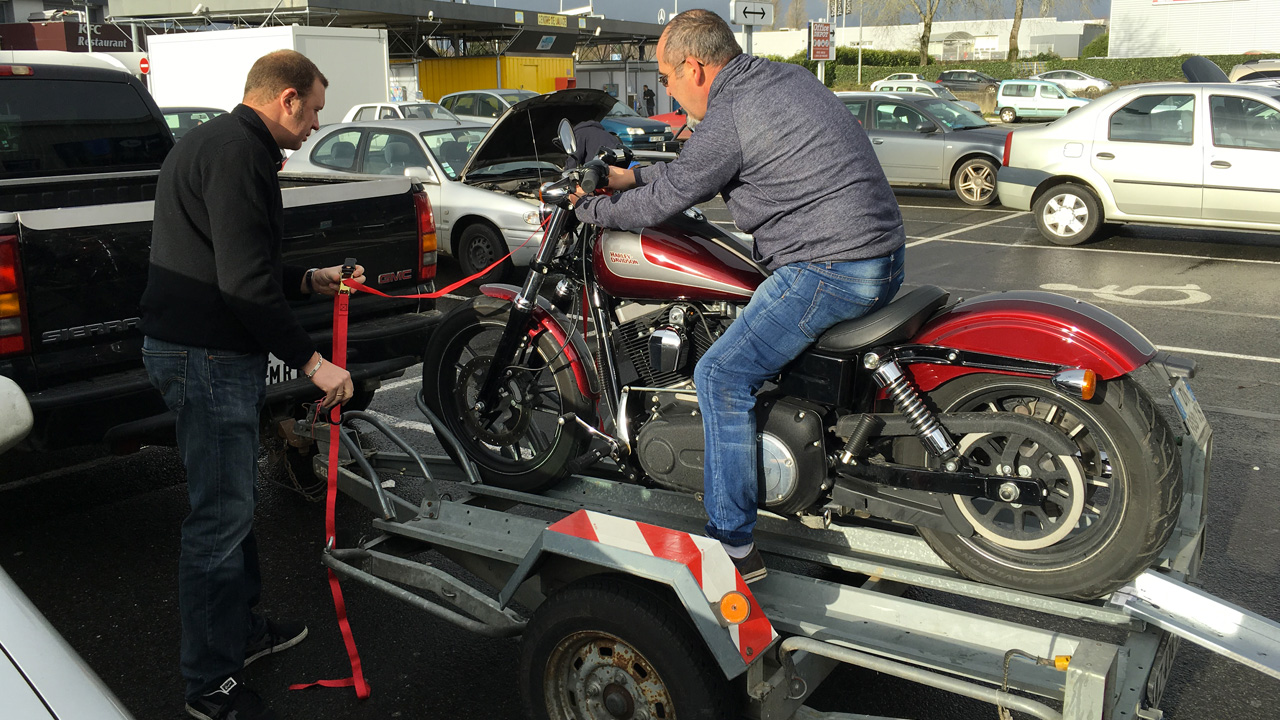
[[865, 353, 959, 464]]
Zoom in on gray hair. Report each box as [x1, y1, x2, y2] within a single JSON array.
[[661, 9, 743, 69]]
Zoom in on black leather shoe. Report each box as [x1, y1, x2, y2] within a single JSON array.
[[244, 617, 308, 667], [731, 546, 768, 584], [185, 675, 276, 720]]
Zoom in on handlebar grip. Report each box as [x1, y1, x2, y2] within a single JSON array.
[[580, 165, 603, 195]]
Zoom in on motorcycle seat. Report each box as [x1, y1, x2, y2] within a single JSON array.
[[814, 285, 950, 356]]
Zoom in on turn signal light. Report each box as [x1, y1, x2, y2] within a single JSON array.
[[1051, 368, 1096, 401], [718, 591, 751, 626], [413, 191, 437, 282]]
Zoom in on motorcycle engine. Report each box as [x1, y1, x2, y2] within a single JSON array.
[[634, 394, 828, 514], [611, 302, 726, 388]]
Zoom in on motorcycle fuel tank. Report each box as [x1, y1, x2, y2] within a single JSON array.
[[592, 212, 767, 302]]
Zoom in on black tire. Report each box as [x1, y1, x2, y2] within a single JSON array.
[[1033, 182, 1102, 246], [906, 374, 1181, 600], [457, 222, 512, 284], [519, 576, 738, 720], [999, 107, 1017, 124], [953, 157, 999, 206], [421, 296, 595, 493]]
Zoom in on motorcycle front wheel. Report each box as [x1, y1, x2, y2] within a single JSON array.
[[904, 373, 1182, 600], [421, 296, 596, 493]]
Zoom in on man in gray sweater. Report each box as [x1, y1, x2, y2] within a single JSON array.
[[574, 9, 905, 582]]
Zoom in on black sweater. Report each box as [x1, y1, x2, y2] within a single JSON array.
[[140, 105, 314, 369]]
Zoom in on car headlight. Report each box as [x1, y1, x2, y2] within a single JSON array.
[[523, 210, 541, 226], [664, 126, 673, 135], [626, 127, 645, 136]]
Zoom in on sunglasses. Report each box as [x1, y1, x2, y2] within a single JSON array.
[[658, 59, 704, 88]]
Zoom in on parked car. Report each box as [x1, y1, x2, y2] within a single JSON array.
[[1028, 69, 1113, 94], [283, 118, 551, 282], [873, 72, 927, 86], [996, 79, 1090, 123], [936, 69, 1000, 94], [837, 91, 1010, 206], [160, 106, 226, 141], [650, 108, 694, 142], [342, 101, 460, 123], [866, 79, 982, 114], [1229, 58, 1280, 87], [601, 101, 675, 150], [439, 89, 541, 126], [997, 80, 1280, 245]]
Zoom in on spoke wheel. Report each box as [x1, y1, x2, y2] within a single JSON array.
[[908, 374, 1181, 600], [1033, 182, 1102, 246], [954, 157, 999, 206], [421, 296, 595, 492]]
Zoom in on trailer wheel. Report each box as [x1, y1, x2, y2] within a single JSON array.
[[519, 576, 737, 720]]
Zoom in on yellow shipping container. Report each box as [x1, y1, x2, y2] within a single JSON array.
[[417, 55, 573, 102]]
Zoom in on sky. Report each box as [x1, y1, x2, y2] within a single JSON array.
[[493, 0, 1111, 27]]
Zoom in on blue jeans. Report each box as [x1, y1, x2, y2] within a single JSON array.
[[143, 337, 269, 700], [693, 247, 905, 546]]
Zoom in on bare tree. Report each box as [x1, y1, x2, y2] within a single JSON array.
[[783, 0, 807, 30]]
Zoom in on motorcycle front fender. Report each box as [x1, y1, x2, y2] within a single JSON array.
[[479, 284, 600, 399], [908, 290, 1156, 392]]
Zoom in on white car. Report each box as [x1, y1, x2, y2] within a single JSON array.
[[438, 89, 541, 126], [1229, 58, 1280, 88], [866, 79, 982, 114], [1028, 69, 1113, 94], [342, 101, 461, 123], [997, 79, 1280, 245], [282, 118, 550, 281], [1, 376, 32, 455], [872, 72, 926, 86]]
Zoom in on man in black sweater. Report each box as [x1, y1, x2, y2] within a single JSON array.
[[140, 50, 363, 720]]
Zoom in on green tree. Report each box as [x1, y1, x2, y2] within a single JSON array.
[[1082, 32, 1109, 59]]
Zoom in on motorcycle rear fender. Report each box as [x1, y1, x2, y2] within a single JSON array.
[[908, 291, 1156, 392], [479, 284, 599, 399]]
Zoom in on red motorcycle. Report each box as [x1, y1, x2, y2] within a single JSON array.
[[422, 116, 1191, 600]]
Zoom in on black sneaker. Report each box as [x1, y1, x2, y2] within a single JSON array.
[[731, 546, 768, 584], [185, 675, 276, 720], [244, 617, 308, 667]]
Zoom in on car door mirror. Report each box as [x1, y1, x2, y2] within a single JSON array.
[[404, 166, 439, 184], [914, 120, 939, 133], [557, 118, 577, 155]]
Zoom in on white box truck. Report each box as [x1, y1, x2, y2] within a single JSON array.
[[146, 25, 390, 127]]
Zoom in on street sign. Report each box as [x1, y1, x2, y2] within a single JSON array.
[[809, 21, 833, 62], [730, 1, 773, 27], [139, 57, 150, 74]]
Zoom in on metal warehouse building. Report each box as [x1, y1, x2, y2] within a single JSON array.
[[1109, 0, 1280, 58]]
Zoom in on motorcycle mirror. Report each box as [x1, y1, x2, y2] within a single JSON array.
[[557, 118, 577, 156]]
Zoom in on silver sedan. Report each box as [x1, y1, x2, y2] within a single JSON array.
[[282, 118, 551, 282], [836, 92, 1011, 206]]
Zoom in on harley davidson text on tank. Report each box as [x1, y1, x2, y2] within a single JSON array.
[[422, 93, 1196, 600]]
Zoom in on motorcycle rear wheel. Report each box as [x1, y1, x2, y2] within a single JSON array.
[[421, 296, 596, 493], [906, 373, 1182, 600]]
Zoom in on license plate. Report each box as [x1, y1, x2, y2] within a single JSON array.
[[1170, 377, 1208, 441], [649, 135, 663, 142], [266, 353, 298, 385]]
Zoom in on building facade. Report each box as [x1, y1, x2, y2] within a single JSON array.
[[1110, 0, 1280, 58]]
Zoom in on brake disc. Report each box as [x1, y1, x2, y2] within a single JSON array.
[[455, 357, 534, 446]]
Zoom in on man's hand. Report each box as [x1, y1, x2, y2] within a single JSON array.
[[570, 166, 638, 206], [309, 264, 366, 296], [306, 352, 354, 409]]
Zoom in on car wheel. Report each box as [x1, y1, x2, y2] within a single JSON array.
[[1087, 85, 1101, 93], [458, 222, 512, 283], [953, 157, 999, 206], [1000, 107, 1017, 124], [1033, 183, 1102, 246]]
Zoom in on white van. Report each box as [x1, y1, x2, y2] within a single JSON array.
[[996, 80, 1090, 123]]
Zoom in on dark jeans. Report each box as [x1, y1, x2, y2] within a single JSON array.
[[143, 336, 269, 700], [693, 247, 905, 546]]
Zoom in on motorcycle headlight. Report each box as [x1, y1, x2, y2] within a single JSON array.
[[625, 127, 645, 136]]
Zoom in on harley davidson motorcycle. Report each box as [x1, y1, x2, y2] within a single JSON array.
[[422, 98, 1191, 601]]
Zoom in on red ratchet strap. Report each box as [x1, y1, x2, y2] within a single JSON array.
[[291, 220, 545, 698]]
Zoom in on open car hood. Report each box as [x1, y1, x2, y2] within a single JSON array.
[[1182, 56, 1230, 84], [458, 89, 619, 182]]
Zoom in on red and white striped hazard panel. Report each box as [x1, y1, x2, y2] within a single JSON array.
[[548, 509, 777, 664]]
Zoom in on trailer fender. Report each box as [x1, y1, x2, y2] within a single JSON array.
[[499, 510, 777, 679]]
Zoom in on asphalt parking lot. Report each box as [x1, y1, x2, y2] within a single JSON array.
[[2, 190, 1278, 719]]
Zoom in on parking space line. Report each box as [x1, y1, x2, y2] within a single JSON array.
[[1156, 345, 1280, 365], [908, 213, 1025, 247], [899, 204, 1020, 213], [381, 375, 421, 391], [934, 237, 1280, 266]]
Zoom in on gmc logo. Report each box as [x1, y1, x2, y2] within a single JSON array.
[[377, 269, 414, 284]]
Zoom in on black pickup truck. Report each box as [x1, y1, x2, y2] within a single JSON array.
[[0, 60, 439, 460]]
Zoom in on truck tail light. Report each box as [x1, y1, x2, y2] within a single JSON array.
[[0, 66, 34, 77], [414, 191, 437, 282], [0, 235, 31, 357], [1003, 131, 1014, 167]]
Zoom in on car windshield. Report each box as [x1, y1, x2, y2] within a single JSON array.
[[918, 100, 988, 129], [1055, 84, 1080, 98], [607, 102, 641, 117], [500, 91, 539, 105], [164, 109, 226, 141], [934, 86, 961, 101], [420, 128, 488, 179], [400, 103, 455, 120]]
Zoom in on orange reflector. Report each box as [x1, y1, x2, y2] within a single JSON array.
[[0, 292, 18, 318], [1080, 369, 1097, 401], [719, 591, 751, 625], [1054, 655, 1071, 671]]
